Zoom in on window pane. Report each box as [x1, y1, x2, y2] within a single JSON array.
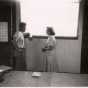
[[0, 22, 8, 42]]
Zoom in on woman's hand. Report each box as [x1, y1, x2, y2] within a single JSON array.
[[42, 48, 47, 52], [42, 45, 52, 52]]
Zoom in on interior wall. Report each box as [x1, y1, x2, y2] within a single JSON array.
[[24, 2, 84, 73], [54, 2, 83, 73]]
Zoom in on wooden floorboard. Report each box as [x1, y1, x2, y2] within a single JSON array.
[[0, 71, 88, 87]]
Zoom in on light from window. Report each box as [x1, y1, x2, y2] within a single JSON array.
[[20, 0, 80, 37]]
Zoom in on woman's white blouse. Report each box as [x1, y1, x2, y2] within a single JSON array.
[[46, 35, 56, 49]]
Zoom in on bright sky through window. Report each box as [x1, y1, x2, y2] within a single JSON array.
[[20, 0, 80, 37]]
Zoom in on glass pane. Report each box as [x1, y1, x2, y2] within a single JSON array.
[[0, 22, 8, 42]]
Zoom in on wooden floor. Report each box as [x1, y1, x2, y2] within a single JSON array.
[[0, 71, 88, 87]]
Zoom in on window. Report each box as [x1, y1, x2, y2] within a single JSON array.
[[20, 0, 80, 37], [0, 22, 8, 42]]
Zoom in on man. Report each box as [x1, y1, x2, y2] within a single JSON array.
[[12, 22, 26, 70]]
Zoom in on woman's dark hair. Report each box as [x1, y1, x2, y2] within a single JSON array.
[[19, 22, 26, 32], [46, 27, 55, 35]]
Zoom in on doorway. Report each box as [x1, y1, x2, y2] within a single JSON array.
[[0, 1, 16, 66]]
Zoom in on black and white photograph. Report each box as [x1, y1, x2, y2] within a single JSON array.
[[0, 0, 87, 87]]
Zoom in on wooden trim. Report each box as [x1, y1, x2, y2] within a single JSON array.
[[33, 36, 79, 40], [24, 35, 78, 40]]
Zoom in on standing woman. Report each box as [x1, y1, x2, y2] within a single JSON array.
[[42, 27, 58, 72]]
